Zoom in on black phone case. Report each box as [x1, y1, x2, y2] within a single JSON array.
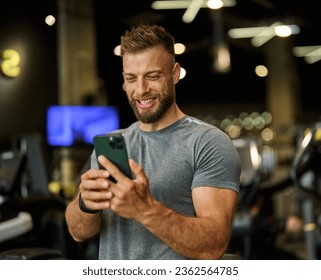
[[93, 133, 132, 179]]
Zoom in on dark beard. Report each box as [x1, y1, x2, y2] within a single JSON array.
[[129, 91, 175, 124]]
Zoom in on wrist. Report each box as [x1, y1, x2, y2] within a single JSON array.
[[139, 200, 170, 226]]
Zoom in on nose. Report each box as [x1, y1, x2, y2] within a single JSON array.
[[135, 77, 150, 95]]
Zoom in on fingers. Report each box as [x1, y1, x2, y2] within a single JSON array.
[[80, 191, 112, 211], [97, 155, 147, 184], [78, 158, 134, 211], [93, 157, 152, 218], [80, 169, 110, 192], [129, 159, 148, 185], [81, 168, 110, 181], [79, 172, 113, 210], [98, 155, 130, 183], [79, 167, 112, 204], [98, 155, 151, 198], [80, 184, 112, 199], [128, 159, 149, 198]]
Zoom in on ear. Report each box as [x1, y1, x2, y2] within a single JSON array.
[[172, 62, 181, 84]]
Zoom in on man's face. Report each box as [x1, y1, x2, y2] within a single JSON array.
[[122, 46, 178, 124]]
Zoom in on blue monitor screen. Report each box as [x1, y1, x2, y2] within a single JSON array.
[[46, 105, 119, 146]]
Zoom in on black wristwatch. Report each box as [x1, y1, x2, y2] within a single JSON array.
[[78, 193, 100, 214]]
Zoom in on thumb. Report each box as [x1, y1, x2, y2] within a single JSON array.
[[129, 159, 149, 196], [129, 159, 147, 183]]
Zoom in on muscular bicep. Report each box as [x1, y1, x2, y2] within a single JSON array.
[[192, 186, 238, 223]]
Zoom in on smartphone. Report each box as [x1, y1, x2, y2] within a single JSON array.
[[93, 133, 132, 180]]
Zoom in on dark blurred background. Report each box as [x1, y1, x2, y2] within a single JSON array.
[[1, 0, 321, 139], [1, 0, 321, 260]]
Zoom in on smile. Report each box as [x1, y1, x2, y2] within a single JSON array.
[[137, 98, 157, 109]]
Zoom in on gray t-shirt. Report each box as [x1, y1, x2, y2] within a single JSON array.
[[90, 116, 241, 259]]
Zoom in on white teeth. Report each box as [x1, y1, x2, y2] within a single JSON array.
[[140, 98, 154, 105]]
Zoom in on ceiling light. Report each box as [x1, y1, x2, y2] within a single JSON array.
[[293, 45, 321, 64], [228, 22, 300, 47], [45, 15, 56, 26], [255, 65, 268, 77], [278, 24, 300, 37], [174, 43, 186, 54], [114, 45, 121, 56], [151, 0, 236, 23], [179, 67, 187, 79], [182, 0, 204, 23], [207, 0, 224, 9]]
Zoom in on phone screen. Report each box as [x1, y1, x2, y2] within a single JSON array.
[[93, 133, 132, 179]]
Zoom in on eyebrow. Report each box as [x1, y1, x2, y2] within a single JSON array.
[[123, 69, 163, 76]]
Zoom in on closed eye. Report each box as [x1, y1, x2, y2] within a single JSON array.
[[146, 74, 161, 80], [124, 76, 136, 82]]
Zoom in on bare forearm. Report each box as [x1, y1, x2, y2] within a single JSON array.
[[65, 198, 101, 242], [137, 201, 231, 260]]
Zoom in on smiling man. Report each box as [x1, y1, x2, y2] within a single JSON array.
[[65, 24, 241, 260]]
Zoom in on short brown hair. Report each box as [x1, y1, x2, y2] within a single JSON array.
[[120, 24, 176, 59]]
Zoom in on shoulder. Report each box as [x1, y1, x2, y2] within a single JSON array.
[[181, 116, 219, 133], [182, 116, 240, 158], [180, 116, 230, 141]]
